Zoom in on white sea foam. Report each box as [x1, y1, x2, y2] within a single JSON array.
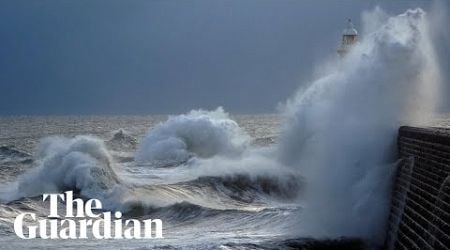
[[278, 8, 442, 243], [1, 136, 123, 206], [135, 107, 250, 164]]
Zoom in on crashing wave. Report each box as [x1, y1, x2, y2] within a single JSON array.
[[279, 8, 441, 243], [5, 136, 120, 203], [135, 107, 250, 164]]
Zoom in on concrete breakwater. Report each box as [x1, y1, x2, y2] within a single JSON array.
[[385, 126, 450, 250]]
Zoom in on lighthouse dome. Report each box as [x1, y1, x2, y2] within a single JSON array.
[[343, 19, 358, 36]]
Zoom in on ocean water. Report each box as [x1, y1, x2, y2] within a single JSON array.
[[0, 115, 310, 249]]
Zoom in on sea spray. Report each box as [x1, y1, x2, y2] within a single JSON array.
[[279, 8, 442, 243], [135, 107, 250, 164], [0, 136, 127, 210]]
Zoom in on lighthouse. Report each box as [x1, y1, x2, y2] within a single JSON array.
[[337, 19, 358, 57]]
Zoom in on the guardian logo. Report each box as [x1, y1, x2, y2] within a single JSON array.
[[14, 191, 163, 239]]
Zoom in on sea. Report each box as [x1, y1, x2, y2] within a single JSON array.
[[0, 115, 355, 250]]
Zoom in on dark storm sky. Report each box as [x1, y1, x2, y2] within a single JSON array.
[[0, 0, 445, 115]]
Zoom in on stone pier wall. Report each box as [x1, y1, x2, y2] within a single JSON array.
[[385, 126, 450, 250]]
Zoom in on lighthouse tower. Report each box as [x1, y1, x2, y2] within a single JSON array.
[[337, 19, 358, 57]]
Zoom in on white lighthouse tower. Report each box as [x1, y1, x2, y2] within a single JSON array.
[[337, 19, 358, 57]]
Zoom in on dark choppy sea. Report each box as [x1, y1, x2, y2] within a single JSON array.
[[0, 115, 372, 249]]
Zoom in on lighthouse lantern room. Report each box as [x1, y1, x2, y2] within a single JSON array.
[[337, 19, 358, 57]]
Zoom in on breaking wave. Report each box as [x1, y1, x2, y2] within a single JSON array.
[[1, 136, 121, 204], [135, 107, 250, 164], [279, 8, 442, 243], [0, 133, 298, 215]]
